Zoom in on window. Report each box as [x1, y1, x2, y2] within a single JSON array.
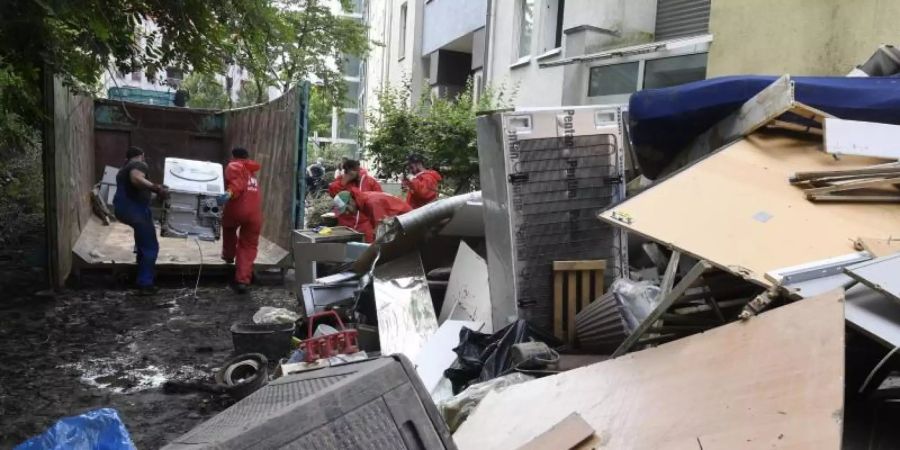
[[165, 67, 183, 81], [398, 3, 408, 60], [643, 53, 708, 90], [343, 54, 361, 78], [339, 112, 360, 140], [131, 71, 142, 82], [588, 62, 639, 97], [517, 0, 535, 59], [541, 0, 565, 53], [344, 81, 360, 108]]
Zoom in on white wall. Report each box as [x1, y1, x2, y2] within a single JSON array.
[[422, 0, 488, 55], [485, 0, 657, 108], [363, 0, 426, 118]]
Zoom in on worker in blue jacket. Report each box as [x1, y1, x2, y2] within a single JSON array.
[[113, 146, 168, 295]]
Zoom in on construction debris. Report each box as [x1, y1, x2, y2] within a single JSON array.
[[791, 161, 900, 202], [453, 290, 846, 450]]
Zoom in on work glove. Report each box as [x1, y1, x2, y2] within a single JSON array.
[[216, 191, 232, 206]]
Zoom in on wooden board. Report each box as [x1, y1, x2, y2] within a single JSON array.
[[600, 132, 900, 286], [454, 289, 846, 450], [516, 413, 594, 450], [47, 77, 95, 287], [73, 217, 288, 268], [223, 89, 300, 250], [825, 117, 900, 159]]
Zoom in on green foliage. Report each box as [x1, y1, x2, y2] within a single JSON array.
[[366, 80, 516, 193], [0, 0, 368, 149], [308, 84, 334, 138], [235, 79, 267, 107], [181, 73, 230, 109]]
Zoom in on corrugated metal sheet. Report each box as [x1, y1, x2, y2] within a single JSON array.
[[655, 0, 710, 41], [574, 291, 629, 353]]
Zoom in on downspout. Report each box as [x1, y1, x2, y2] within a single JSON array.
[[483, 0, 495, 86]]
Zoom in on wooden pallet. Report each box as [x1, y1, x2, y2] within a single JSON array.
[[553, 260, 607, 344]]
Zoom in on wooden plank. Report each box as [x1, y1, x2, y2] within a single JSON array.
[[825, 117, 900, 159], [808, 194, 900, 203], [659, 250, 681, 297], [612, 260, 710, 357], [567, 272, 577, 343], [593, 268, 604, 299], [791, 162, 900, 183], [553, 272, 564, 340], [553, 260, 607, 271], [857, 237, 900, 258], [600, 133, 900, 287], [73, 217, 288, 268], [454, 289, 846, 450], [579, 271, 591, 310], [803, 175, 900, 196], [515, 412, 594, 450]]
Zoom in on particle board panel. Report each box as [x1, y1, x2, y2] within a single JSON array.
[[857, 237, 900, 258], [73, 217, 288, 268], [439, 242, 493, 331], [600, 132, 898, 287], [454, 289, 846, 450]]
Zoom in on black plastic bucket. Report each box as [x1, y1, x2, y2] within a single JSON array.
[[230, 322, 296, 361]]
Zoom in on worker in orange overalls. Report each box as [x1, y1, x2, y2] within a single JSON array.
[[218, 147, 263, 294], [332, 190, 411, 243], [402, 153, 442, 209], [328, 159, 382, 234]]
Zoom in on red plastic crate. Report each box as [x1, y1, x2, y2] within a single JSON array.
[[299, 310, 360, 362]]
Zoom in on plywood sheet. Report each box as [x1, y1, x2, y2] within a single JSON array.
[[600, 132, 900, 286], [373, 252, 439, 361], [73, 217, 288, 268], [857, 237, 900, 258], [454, 289, 846, 450], [440, 242, 493, 331]]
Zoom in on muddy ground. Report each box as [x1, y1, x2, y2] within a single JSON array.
[[0, 269, 297, 448]]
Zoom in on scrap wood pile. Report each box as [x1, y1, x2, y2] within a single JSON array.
[[791, 162, 900, 202]]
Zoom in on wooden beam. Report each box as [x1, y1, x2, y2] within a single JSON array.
[[553, 260, 607, 271]]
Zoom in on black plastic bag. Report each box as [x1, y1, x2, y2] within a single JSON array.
[[444, 319, 561, 394]]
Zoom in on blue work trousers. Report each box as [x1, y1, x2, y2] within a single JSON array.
[[114, 200, 159, 287]]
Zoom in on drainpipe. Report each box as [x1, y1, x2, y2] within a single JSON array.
[[483, 0, 495, 86]]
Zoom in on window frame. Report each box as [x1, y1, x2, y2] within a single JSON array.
[[584, 40, 710, 104], [398, 2, 408, 61], [514, 0, 536, 61]]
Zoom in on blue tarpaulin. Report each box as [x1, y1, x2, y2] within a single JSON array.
[[628, 75, 900, 178], [15, 408, 136, 450]]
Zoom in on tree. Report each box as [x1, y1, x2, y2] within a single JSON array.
[[235, 80, 268, 107], [308, 84, 335, 138], [234, 0, 369, 106], [180, 73, 230, 109], [366, 80, 516, 193], [0, 0, 367, 150]]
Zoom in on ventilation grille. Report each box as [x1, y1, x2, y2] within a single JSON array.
[[655, 0, 711, 41]]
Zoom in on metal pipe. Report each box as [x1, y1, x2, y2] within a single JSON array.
[[378, 191, 482, 242]]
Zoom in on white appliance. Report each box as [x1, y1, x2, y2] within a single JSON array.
[[161, 157, 225, 241]]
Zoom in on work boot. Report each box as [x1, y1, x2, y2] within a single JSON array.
[[136, 285, 160, 296], [231, 283, 249, 295]]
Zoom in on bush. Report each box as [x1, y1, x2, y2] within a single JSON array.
[[365, 79, 515, 194]]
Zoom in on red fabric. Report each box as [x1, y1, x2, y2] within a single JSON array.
[[354, 191, 412, 242], [223, 159, 263, 284], [405, 169, 442, 209], [328, 169, 382, 233]]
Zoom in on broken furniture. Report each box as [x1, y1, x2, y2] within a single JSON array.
[[299, 270, 362, 315], [600, 132, 900, 288], [453, 290, 845, 450], [476, 106, 627, 334], [611, 252, 760, 357], [161, 157, 225, 241], [791, 162, 900, 202], [164, 355, 457, 449], [291, 227, 365, 297], [552, 260, 606, 344]]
